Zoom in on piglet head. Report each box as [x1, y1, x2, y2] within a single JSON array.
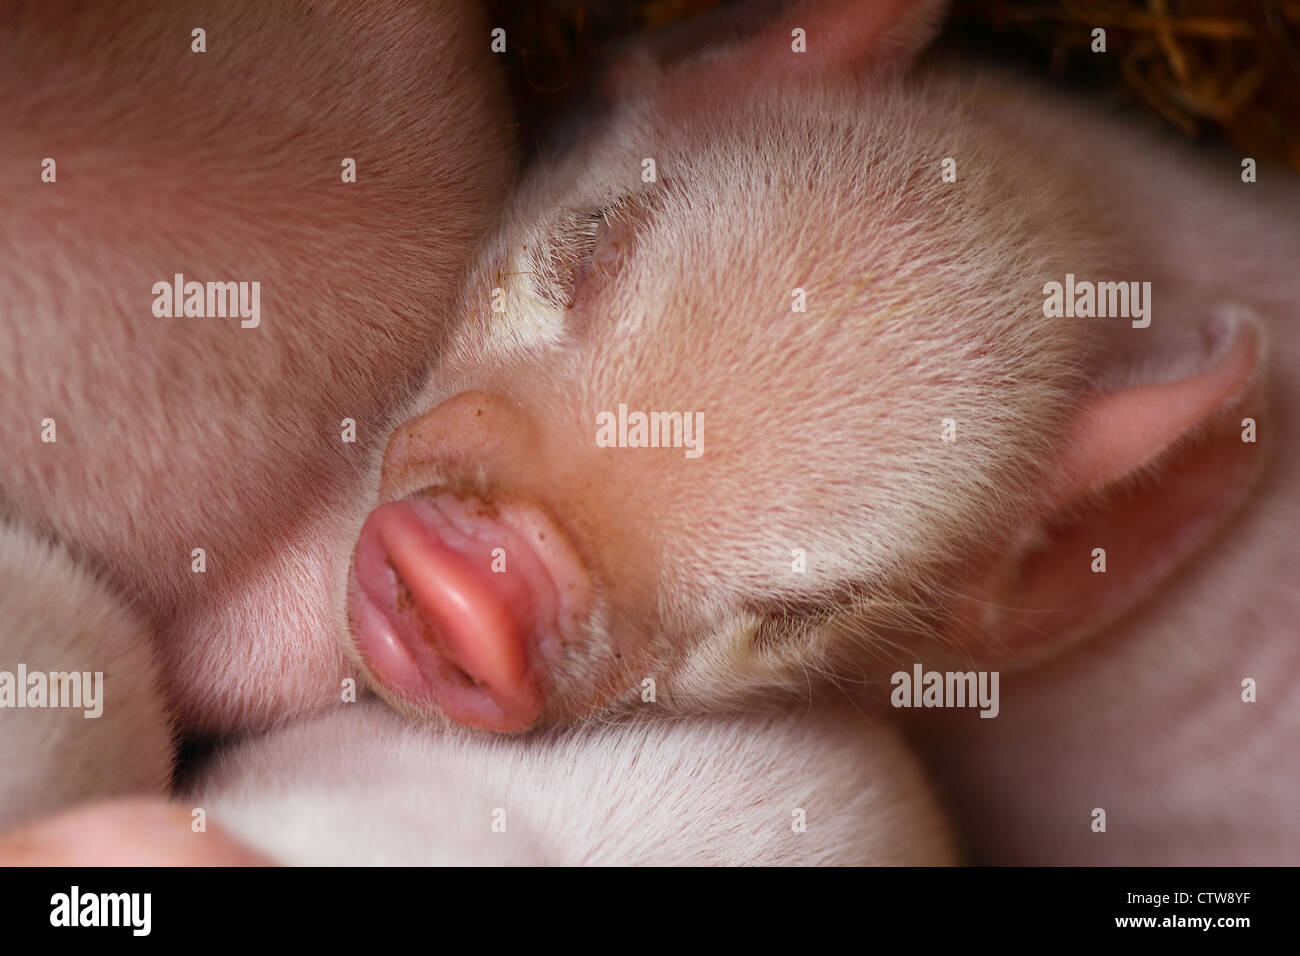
[[340, 0, 979, 729]]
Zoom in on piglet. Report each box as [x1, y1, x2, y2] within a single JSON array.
[[0, 0, 515, 739], [184, 699, 952, 866], [343, 0, 1300, 864]]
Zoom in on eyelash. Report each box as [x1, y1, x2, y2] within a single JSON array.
[[527, 209, 606, 312], [748, 598, 835, 656]]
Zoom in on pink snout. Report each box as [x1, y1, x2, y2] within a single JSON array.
[[348, 494, 588, 731]]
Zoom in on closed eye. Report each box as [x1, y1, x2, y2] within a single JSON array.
[[523, 208, 605, 312], [566, 210, 609, 308], [747, 595, 839, 657], [530, 194, 650, 313]]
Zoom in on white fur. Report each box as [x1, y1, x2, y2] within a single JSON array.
[[191, 699, 953, 865]]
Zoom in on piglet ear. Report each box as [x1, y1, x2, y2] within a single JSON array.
[[959, 314, 1269, 660], [605, 0, 947, 99], [769, 0, 950, 77]]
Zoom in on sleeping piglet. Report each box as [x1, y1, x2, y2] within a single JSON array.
[[0, 0, 514, 741], [344, 0, 1300, 863]]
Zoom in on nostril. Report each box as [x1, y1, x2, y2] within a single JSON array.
[[446, 665, 478, 689]]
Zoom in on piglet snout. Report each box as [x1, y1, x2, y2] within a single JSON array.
[[349, 491, 587, 731]]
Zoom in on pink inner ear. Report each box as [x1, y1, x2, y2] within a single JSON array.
[[660, 0, 944, 97], [968, 321, 1267, 661], [1050, 323, 1260, 507], [778, 0, 946, 76]]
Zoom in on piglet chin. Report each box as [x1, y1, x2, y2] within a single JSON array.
[[348, 493, 588, 731]]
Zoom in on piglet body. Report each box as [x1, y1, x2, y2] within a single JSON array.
[[0, 0, 515, 737], [184, 700, 953, 866]]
